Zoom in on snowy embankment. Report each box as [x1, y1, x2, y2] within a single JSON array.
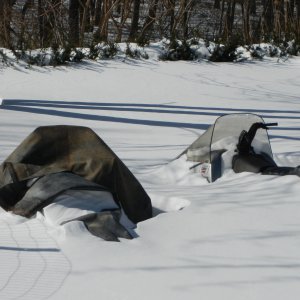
[[0, 56, 300, 300], [1, 39, 298, 68]]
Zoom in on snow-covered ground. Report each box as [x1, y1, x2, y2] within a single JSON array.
[[0, 56, 300, 300]]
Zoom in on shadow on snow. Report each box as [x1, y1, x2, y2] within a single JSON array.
[[1, 99, 300, 136]]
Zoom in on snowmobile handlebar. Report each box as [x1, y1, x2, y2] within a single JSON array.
[[248, 122, 278, 133], [264, 123, 278, 128], [237, 122, 278, 154]]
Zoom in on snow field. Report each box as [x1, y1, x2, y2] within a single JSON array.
[[0, 57, 300, 299]]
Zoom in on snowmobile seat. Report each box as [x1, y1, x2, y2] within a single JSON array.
[[232, 152, 277, 174]]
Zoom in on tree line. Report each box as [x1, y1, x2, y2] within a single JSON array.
[[0, 0, 299, 50]]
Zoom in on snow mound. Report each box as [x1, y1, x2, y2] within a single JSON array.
[[151, 195, 190, 215], [144, 155, 207, 186], [43, 190, 117, 226]]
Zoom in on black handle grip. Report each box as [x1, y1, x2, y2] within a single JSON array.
[[264, 123, 278, 127]]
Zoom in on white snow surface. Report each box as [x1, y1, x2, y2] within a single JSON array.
[[1, 57, 300, 300], [43, 190, 118, 226]]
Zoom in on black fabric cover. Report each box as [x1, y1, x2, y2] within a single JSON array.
[[12, 172, 108, 217], [0, 125, 152, 223]]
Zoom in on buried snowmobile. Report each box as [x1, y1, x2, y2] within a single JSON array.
[[0, 125, 152, 241], [178, 113, 300, 182]]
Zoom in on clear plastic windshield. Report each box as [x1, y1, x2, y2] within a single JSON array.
[[210, 113, 273, 160], [186, 125, 214, 163]]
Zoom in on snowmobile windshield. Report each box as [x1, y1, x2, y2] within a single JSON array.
[[186, 125, 214, 162], [210, 113, 273, 161]]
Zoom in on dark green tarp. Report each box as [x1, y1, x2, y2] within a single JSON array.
[[0, 125, 152, 223]]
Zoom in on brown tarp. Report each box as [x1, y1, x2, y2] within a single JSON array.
[[0, 125, 152, 223]]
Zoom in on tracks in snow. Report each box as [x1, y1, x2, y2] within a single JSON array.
[[0, 218, 71, 300]]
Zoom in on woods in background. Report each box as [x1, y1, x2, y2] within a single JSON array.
[[0, 0, 300, 50]]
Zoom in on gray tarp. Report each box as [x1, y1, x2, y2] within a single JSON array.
[[0, 125, 152, 223]]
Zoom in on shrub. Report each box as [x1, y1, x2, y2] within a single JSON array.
[[125, 43, 149, 59], [249, 45, 266, 59], [209, 44, 237, 62], [71, 49, 85, 62], [100, 42, 119, 59], [284, 40, 300, 56], [0, 49, 11, 66], [88, 44, 101, 60], [159, 39, 195, 61]]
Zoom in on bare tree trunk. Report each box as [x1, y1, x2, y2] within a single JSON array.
[[230, 0, 236, 33], [242, 0, 251, 43], [139, 0, 159, 42], [80, 0, 92, 46], [0, 0, 14, 48], [214, 0, 221, 9], [97, 0, 111, 41], [113, 0, 131, 42], [128, 0, 141, 41], [95, 0, 102, 24], [182, 0, 189, 40], [46, 0, 62, 46], [262, 0, 274, 36], [296, 0, 300, 39], [284, 0, 291, 33], [274, 0, 282, 39], [22, 0, 34, 15], [250, 0, 256, 14], [98, 0, 120, 41], [90, 0, 98, 28], [69, 0, 80, 46], [297, 0, 300, 28], [38, 0, 45, 47], [219, 0, 225, 36], [169, 0, 176, 39], [18, 0, 34, 49], [224, 0, 236, 40]]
